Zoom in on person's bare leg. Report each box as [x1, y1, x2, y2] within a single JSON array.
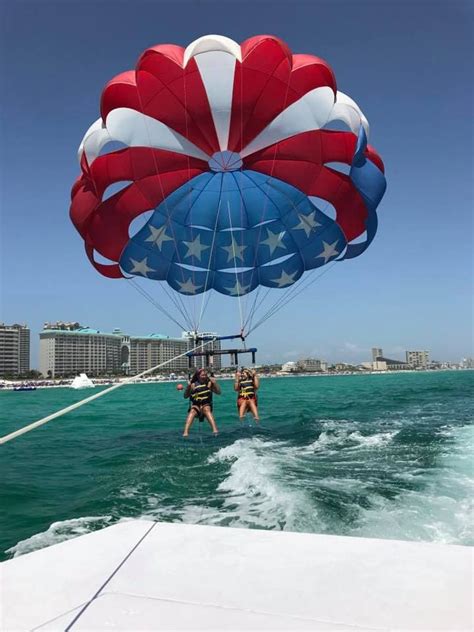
[[203, 406, 219, 434], [239, 400, 248, 421], [183, 409, 197, 437], [248, 399, 260, 422]]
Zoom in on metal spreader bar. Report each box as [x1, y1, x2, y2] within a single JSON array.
[[187, 347, 257, 369]]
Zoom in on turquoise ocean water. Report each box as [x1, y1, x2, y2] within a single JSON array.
[[1, 371, 472, 560]]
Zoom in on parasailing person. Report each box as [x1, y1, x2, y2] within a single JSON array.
[[234, 368, 260, 423], [182, 368, 221, 437]]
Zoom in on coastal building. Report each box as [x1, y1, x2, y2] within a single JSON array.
[[39, 326, 123, 378], [406, 350, 429, 369], [129, 334, 191, 374], [364, 354, 411, 371], [296, 358, 326, 372], [334, 362, 359, 371], [362, 360, 388, 371], [281, 361, 297, 373], [181, 331, 222, 370], [372, 347, 383, 362], [461, 357, 473, 369], [39, 325, 222, 377], [43, 321, 83, 331], [0, 323, 30, 377], [365, 347, 411, 371]]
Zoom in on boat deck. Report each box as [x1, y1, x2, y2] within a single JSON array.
[[2, 520, 472, 630]]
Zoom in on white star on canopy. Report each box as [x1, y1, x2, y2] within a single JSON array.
[[293, 211, 321, 237], [260, 228, 287, 255], [316, 240, 340, 263], [129, 257, 154, 277], [271, 269, 298, 288], [220, 236, 247, 262], [177, 278, 203, 294], [145, 225, 173, 250], [183, 235, 210, 261], [225, 279, 251, 296]]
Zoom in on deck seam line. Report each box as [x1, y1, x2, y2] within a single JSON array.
[[30, 602, 89, 631], [64, 521, 157, 631], [97, 588, 387, 631]]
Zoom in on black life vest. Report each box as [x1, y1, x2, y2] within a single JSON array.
[[239, 377, 255, 399], [191, 381, 213, 406]]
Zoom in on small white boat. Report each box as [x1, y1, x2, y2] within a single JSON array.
[[70, 373, 95, 389]]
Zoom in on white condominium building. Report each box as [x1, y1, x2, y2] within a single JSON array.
[[39, 327, 122, 378], [297, 358, 326, 372], [39, 326, 220, 377], [129, 334, 190, 374], [0, 323, 30, 376], [406, 350, 429, 368]]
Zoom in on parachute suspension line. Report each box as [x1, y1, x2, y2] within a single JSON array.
[[248, 265, 334, 335], [182, 69, 199, 330], [247, 261, 338, 336], [128, 277, 191, 332], [227, 202, 245, 333], [129, 274, 194, 333], [243, 181, 342, 335], [159, 280, 197, 333], [134, 82, 195, 317], [242, 286, 262, 333], [225, 171, 269, 336], [243, 164, 351, 332], [243, 285, 271, 334], [134, 80, 213, 333], [126, 278, 190, 332], [163, 284, 195, 331], [197, 290, 213, 334], [0, 338, 216, 446], [240, 64, 294, 327], [196, 181, 224, 332]]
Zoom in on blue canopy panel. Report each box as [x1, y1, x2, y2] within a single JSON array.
[[213, 268, 260, 297], [119, 170, 348, 296], [342, 127, 387, 260]]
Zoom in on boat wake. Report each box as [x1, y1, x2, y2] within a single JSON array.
[[5, 413, 473, 558], [5, 516, 114, 558]]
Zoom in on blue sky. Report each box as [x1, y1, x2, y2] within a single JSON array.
[[1, 0, 472, 367]]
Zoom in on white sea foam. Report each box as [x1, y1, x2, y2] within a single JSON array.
[[5, 515, 115, 558], [307, 426, 397, 453], [352, 424, 474, 544], [175, 427, 402, 532], [197, 437, 319, 531]]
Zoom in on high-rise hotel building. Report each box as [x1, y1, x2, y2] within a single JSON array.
[[39, 324, 122, 377], [39, 323, 221, 377], [0, 323, 30, 376], [372, 347, 383, 362], [406, 350, 429, 369], [129, 333, 191, 374]]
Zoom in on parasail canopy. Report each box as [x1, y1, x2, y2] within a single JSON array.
[[70, 34, 386, 310]]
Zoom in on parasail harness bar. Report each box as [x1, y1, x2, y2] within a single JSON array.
[[186, 332, 257, 369], [187, 348, 257, 369]]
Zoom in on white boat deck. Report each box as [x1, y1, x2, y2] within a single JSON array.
[[1, 520, 472, 631]]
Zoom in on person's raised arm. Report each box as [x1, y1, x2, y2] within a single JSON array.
[[233, 371, 241, 392], [210, 377, 221, 395], [184, 380, 192, 399], [252, 371, 260, 390]]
